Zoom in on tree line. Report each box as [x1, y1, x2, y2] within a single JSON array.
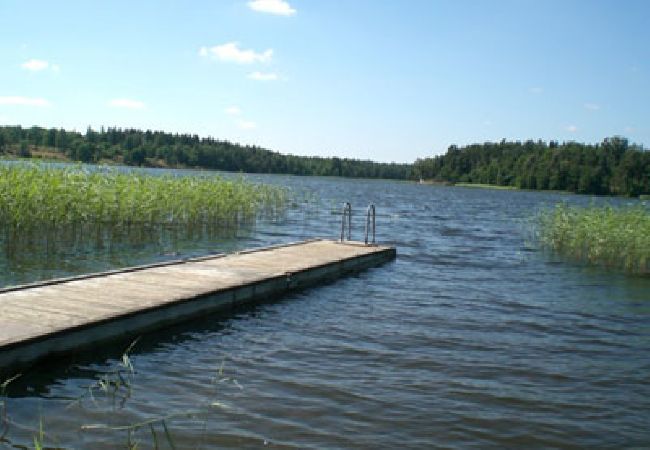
[[0, 125, 412, 180], [413, 137, 649, 197], [0, 125, 648, 196]]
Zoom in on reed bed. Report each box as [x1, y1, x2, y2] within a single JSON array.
[[0, 163, 287, 269], [0, 164, 286, 229], [537, 203, 650, 274]]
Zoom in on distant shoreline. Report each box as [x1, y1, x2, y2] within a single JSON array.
[[453, 182, 518, 190], [1, 153, 643, 199], [1, 125, 648, 197], [416, 180, 589, 196]]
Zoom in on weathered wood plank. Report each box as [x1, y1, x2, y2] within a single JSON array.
[[0, 239, 396, 371]]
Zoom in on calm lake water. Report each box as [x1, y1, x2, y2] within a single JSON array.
[[1, 170, 649, 449]]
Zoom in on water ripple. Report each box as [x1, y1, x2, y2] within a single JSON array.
[[2, 176, 650, 448]]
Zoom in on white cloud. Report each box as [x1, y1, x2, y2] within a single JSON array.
[[108, 98, 146, 109], [199, 42, 273, 64], [225, 106, 242, 116], [584, 102, 600, 111], [529, 87, 543, 94], [237, 120, 257, 130], [21, 59, 50, 71], [248, 71, 279, 81], [0, 96, 50, 107], [565, 125, 578, 133], [248, 0, 296, 16], [624, 126, 635, 133]]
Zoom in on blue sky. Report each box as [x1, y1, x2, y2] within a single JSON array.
[[1, 0, 648, 162]]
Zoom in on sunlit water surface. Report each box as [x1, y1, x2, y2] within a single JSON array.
[[1, 170, 649, 449]]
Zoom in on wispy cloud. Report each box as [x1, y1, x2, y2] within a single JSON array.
[[237, 120, 257, 130], [21, 59, 60, 73], [529, 87, 543, 94], [248, 0, 296, 16], [199, 42, 273, 64], [624, 126, 635, 133], [224, 106, 255, 129], [248, 71, 279, 81], [584, 102, 600, 111], [225, 106, 242, 116], [565, 124, 578, 133], [21, 59, 49, 71], [108, 98, 145, 109], [0, 96, 50, 107]]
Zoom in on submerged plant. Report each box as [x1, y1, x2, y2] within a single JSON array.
[[75, 346, 240, 449], [537, 202, 650, 274]]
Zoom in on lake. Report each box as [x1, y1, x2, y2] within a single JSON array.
[[1, 170, 649, 448]]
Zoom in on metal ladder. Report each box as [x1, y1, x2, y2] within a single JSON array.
[[364, 203, 376, 245], [339, 202, 376, 245], [340, 202, 352, 242]]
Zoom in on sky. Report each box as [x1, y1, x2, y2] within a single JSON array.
[[0, 0, 648, 162]]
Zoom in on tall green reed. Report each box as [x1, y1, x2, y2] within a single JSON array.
[[0, 163, 287, 267], [0, 163, 286, 229], [537, 203, 650, 274]]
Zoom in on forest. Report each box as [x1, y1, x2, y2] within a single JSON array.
[[1, 126, 648, 196], [413, 137, 650, 197], [0, 125, 412, 180]]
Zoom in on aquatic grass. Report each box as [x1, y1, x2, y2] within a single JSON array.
[[74, 345, 239, 449], [0, 374, 21, 442], [0, 375, 63, 449], [0, 163, 287, 230], [0, 163, 288, 285], [537, 203, 650, 274], [0, 340, 223, 448]]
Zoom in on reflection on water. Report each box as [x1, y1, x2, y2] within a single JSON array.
[[1, 170, 649, 448]]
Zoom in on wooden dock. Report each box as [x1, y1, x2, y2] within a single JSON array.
[[0, 239, 395, 372]]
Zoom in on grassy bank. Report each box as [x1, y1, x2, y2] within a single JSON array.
[[537, 203, 650, 274]]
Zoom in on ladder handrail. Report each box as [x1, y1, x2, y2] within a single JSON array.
[[364, 203, 376, 245], [340, 202, 352, 242]]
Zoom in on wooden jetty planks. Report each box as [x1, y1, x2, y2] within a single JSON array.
[[0, 239, 396, 371]]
